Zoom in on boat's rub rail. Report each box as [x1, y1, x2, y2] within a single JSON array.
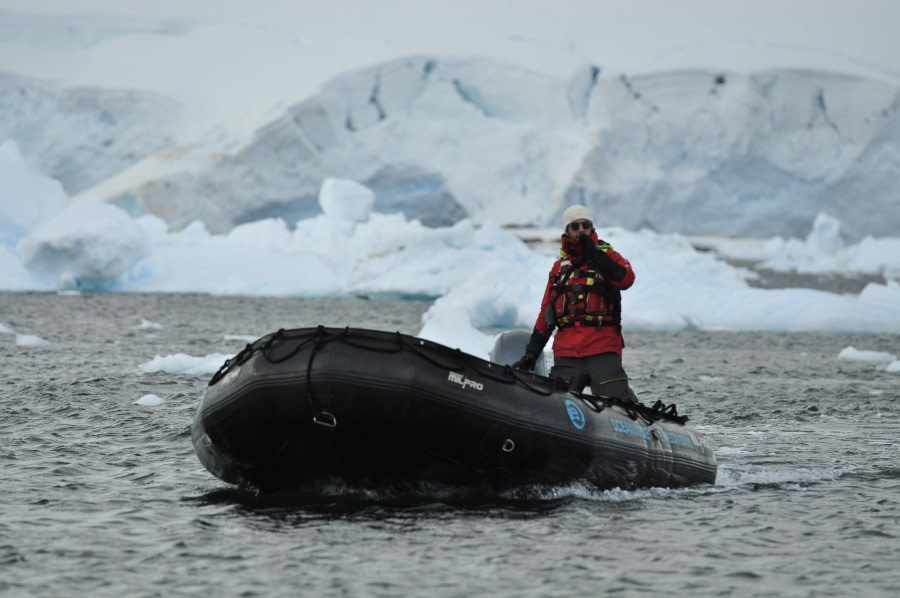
[[207, 325, 689, 427]]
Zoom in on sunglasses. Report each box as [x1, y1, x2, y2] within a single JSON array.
[[568, 220, 593, 231]]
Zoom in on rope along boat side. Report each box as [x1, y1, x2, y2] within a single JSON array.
[[192, 326, 717, 492]]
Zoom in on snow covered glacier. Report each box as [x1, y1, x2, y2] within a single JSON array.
[[3, 57, 900, 242]]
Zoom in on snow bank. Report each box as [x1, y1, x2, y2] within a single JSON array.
[[134, 394, 164, 406], [138, 352, 232, 376], [837, 347, 897, 363], [16, 334, 50, 348], [2, 166, 900, 360]]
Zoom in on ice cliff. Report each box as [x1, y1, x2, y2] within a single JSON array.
[[2, 56, 898, 241]]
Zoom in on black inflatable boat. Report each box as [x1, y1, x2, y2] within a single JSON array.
[[192, 326, 716, 493]]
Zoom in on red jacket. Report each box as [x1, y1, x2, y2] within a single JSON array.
[[533, 232, 635, 357]]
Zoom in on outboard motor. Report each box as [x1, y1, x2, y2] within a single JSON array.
[[490, 330, 549, 377]]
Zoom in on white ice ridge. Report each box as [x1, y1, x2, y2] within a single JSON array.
[[3, 168, 900, 358]]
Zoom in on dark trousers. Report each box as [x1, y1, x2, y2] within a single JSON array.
[[550, 353, 637, 401]]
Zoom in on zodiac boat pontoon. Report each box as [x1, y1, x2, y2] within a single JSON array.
[[192, 326, 717, 492]]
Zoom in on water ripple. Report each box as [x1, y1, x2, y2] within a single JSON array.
[[3, 293, 899, 596]]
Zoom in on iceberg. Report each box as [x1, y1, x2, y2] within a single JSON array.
[[3, 164, 899, 358], [41, 61, 899, 245], [18, 197, 148, 291]]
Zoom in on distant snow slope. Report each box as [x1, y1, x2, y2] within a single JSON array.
[[0, 71, 179, 194], [92, 58, 900, 240], [3, 55, 899, 240]]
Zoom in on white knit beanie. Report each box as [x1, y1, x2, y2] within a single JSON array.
[[562, 204, 593, 229]]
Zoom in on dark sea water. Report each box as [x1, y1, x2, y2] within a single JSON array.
[[1, 292, 898, 597]]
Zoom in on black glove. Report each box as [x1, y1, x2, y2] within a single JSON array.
[[512, 352, 537, 371], [512, 328, 548, 371], [579, 235, 626, 281]]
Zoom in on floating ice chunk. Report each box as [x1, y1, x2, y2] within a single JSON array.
[[419, 304, 495, 359], [224, 334, 258, 343], [16, 334, 50, 347], [139, 352, 232, 376], [759, 212, 844, 273], [858, 281, 900, 309], [846, 239, 900, 278], [0, 322, 13, 334], [837, 346, 897, 363], [319, 178, 375, 223], [887, 361, 900, 373], [806, 212, 844, 255], [135, 394, 164, 406], [18, 197, 148, 290], [137, 319, 162, 330], [226, 218, 293, 250]]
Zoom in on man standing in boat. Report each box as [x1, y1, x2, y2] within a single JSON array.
[[513, 204, 638, 401]]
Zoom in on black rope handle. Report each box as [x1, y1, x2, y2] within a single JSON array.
[[262, 328, 319, 364], [210, 325, 691, 426], [501, 366, 557, 396], [396, 334, 556, 391], [207, 335, 266, 386], [304, 326, 331, 412]]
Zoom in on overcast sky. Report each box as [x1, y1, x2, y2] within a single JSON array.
[[5, 0, 899, 80], [3, 0, 898, 143]]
